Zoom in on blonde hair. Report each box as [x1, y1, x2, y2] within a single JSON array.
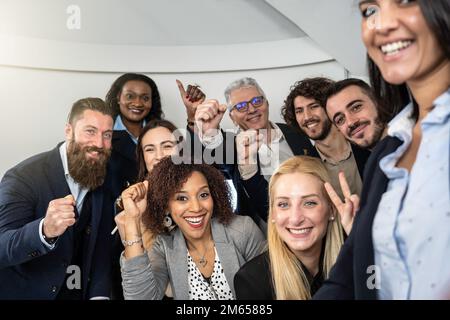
[[267, 156, 344, 300]]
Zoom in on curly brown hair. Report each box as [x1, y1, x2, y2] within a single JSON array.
[[281, 77, 335, 132], [142, 157, 235, 235]]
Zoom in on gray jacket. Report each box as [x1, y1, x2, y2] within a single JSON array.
[[120, 215, 266, 300]]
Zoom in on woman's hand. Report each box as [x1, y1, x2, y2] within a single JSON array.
[[176, 79, 206, 121], [324, 172, 360, 235], [114, 181, 149, 257], [121, 180, 149, 219]]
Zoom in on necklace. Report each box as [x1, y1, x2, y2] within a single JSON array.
[[191, 240, 213, 268]]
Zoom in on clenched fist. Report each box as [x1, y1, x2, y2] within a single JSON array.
[[236, 130, 263, 165], [43, 194, 76, 238], [194, 99, 227, 137]]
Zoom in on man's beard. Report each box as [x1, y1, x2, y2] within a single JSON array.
[[67, 140, 111, 190], [302, 117, 332, 141]]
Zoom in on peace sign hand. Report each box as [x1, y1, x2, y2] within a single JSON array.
[[324, 172, 360, 235]]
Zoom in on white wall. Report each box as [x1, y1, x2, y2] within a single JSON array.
[[0, 60, 345, 178]]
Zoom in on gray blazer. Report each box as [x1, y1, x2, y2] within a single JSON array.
[[120, 215, 266, 300]]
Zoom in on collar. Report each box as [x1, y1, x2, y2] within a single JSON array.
[[114, 115, 146, 144]]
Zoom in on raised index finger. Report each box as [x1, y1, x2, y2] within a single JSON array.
[[338, 171, 352, 199], [324, 182, 343, 209]]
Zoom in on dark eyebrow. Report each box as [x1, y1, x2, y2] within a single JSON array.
[[295, 101, 318, 110], [346, 99, 364, 110], [358, 0, 376, 9], [333, 112, 344, 124], [177, 185, 209, 194]]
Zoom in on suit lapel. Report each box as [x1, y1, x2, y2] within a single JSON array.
[[112, 130, 137, 162], [44, 143, 71, 199], [355, 136, 403, 298], [166, 229, 189, 299], [277, 123, 319, 157], [211, 219, 240, 296]]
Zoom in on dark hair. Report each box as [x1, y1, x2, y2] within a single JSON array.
[[281, 77, 334, 132], [68, 97, 114, 124], [136, 119, 180, 181], [142, 157, 234, 235], [325, 78, 391, 124], [367, 0, 450, 121], [105, 73, 163, 121]]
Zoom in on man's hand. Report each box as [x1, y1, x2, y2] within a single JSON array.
[[176, 80, 206, 121], [194, 99, 227, 136], [236, 130, 263, 165], [43, 195, 76, 238]]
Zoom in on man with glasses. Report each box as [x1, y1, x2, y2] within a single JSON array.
[[194, 77, 317, 225]]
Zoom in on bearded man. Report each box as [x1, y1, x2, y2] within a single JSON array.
[[0, 97, 114, 299]]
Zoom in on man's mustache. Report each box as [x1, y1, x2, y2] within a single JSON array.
[[348, 120, 370, 136]]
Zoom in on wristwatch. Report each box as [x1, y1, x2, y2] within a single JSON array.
[[42, 226, 58, 245]]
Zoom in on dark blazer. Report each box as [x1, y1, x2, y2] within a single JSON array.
[[105, 130, 139, 199], [234, 251, 324, 300], [241, 130, 371, 222], [313, 136, 403, 299], [215, 123, 318, 224], [0, 144, 114, 299], [234, 251, 274, 300]]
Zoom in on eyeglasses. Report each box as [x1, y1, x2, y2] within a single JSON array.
[[230, 96, 265, 113]]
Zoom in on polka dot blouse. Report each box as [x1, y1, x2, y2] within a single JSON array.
[[187, 247, 234, 300]]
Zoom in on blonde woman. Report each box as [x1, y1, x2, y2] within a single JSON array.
[[234, 156, 351, 300]]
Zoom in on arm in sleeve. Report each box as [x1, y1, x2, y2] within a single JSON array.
[[0, 170, 53, 268], [120, 237, 169, 300]]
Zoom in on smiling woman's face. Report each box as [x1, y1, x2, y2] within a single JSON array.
[[360, 0, 447, 85], [168, 171, 214, 242], [272, 172, 331, 258]]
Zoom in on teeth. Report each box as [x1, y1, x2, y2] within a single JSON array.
[[289, 227, 312, 234], [186, 216, 203, 224], [381, 40, 412, 55], [306, 122, 319, 128]]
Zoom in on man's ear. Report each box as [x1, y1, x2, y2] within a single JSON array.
[[65, 123, 73, 141], [229, 110, 237, 126]]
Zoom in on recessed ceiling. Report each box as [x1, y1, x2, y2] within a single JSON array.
[[0, 0, 305, 45]]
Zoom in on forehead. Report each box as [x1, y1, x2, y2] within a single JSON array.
[[274, 172, 323, 197], [229, 86, 261, 103], [329, 85, 370, 106], [180, 171, 208, 190], [74, 109, 113, 130], [142, 126, 174, 144], [294, 96, 318, 108], [122, 80, 151, 93]]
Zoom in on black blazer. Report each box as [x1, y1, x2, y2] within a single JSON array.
[[234, 251, 324, 300], [217, 123, 318, 224], [234, 252, 275, 300], [241, 130, 371, 222], [313, 136, 403, 299], [105, 130, 139, 199], [0, 144, 114, 299]]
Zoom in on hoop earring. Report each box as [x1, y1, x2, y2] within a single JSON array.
[[164, 213, 173, 228]]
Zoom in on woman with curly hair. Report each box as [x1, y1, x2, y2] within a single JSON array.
[[115, 157, 265, 300]]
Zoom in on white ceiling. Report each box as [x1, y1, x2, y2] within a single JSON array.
[[0, 0, 367, 75], [0, 0, 305, 45]]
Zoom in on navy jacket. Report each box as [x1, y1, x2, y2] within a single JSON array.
[[105, 130, 139, 199], [314, 136, 403, 299], [0, 144, 114, 299]]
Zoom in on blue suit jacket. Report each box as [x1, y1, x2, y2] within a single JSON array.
[[0, 144, 114, 299]]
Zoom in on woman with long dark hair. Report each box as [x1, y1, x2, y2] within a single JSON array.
[[315, 0, 450, 299]]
